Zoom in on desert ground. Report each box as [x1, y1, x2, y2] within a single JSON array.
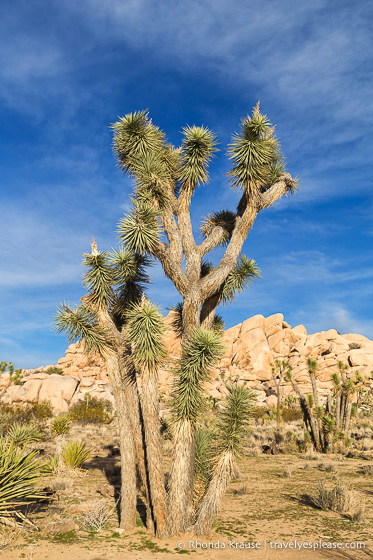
[[1, 409, 372, 560]]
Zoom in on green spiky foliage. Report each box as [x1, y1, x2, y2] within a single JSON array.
[[0, 440, 46, 513], [200, 210, 236, 247], [213, 383, 255, 458], [55, 304, 113, 355], [194, 383, 255, 534], [112, 111, 166, 175], [227, 103, 282, 195], [179, 125, 218, 193], [126, 299, 166, 368], [0, 362, 23, 388], [55, 245, 151, 356], [170, 329, 225, 426], [61, 440, 90, 469], [6, 423, 42, 447], [219, 256, 261, 304], [117, 202, 161, 256], [307, 358, 318, 375], [194, 429, 214, 484], [83, 252, 114, 309], [51, 416, 71, 437]]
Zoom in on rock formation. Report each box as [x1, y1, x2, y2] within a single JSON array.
[[2, 313, 373, 412]]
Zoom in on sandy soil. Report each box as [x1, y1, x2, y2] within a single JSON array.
[[1, 426, 372, 560]]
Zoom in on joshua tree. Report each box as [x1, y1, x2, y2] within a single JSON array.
[[55, 242, 153, 531], [287, 359, 359, 452], [112, 103, 297, 530], [56, 238, 257, 537], [270, 360, 291, 429], [0, 362, 23, 399]]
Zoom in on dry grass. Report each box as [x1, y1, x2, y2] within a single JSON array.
[[307, 478, 365, 521], [79, 499, 118, 532]]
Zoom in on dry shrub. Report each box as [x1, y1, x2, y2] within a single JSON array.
[[307, 478, 364, 521], [232, 484, 248, 495], [80, 500, 117, 532], [362, 464, 373, 475], [245, 446, 261, 457]]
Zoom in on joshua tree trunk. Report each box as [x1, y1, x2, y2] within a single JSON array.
[[122, 376, 154, 533], [335, 392, 341, 432], [167, 419, 195, 534], [106, 354, 137, 530], [343, 398, 353, 437], [140, 365, 168, 537]]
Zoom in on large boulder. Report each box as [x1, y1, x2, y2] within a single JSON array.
[[39, 375, 79, 404]]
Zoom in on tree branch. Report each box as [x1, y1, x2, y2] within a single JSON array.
[[258, 173, 293, 209], [199, 174, 293, 299]]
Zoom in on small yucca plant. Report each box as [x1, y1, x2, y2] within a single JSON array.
[[6, 423, 42, 447], [0, 439, 46, 513], [51, 416, 71, 437], [61, 441, 90, 469]]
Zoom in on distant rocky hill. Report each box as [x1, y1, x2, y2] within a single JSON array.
[[2, 313, 373, 412]]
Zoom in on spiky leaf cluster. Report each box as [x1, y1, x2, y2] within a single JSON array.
[[200, 210, 236, 246], [179, 125, 218, 193], [54, 304, 113, 355], [219, 255, 261, 304], [0, 441, 46, 512], [307, 358, 318, 375], [213, 383, 255, 458], [227, 103, 282, 194], [117, 203, 160, 255], [126, 300, 166, 368], [83, 252, 114, 309], [110, 250, 151, 319], [6, 423, 42, 447], [170, 329, 224, 425], [322, 414, 336, 434], [61, 440, 90, 469], [112, 111, 166, 176]]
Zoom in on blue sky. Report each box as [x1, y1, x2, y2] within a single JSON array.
[[1, 0, 372, 368]]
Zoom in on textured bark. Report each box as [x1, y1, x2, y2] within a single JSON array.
[[343, 399, 353, 437], [182, 292, 202, 337], [167, 420, 195, 534], [140, 365, 168, 537], [194, 452, 234, 535], [200, 294, 220, 330], [108, 363, 137, 530], [335, 392, 341, 432], [122, 376, 154, 533]]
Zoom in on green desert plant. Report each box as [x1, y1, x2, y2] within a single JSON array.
[[6, 423, 42, 447], [69, 395, 114, 424], [194, 383, 256, 534], [287, 359, 361, 453], [55, 104, 297, 537], [61, 441, 90, 469], [0, 440, 46, 514], [44, 366, 64, 375], [51, 416, 71, 437], [0, 362, 24, 398]]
